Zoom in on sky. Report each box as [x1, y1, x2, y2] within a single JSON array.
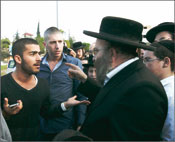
[[1, 1, 174, 44]]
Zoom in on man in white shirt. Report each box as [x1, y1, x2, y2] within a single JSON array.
[[143, 40, 174, 141]]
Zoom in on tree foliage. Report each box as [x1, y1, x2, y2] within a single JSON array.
[[1, 50, 11, 61], [14, 31, 20, 41], [69, 36, 76, 48], [64, 40, 70, 48], [37, 22, 41, 38], [35, 36, 45, 54], [1, 38, 11, 49], [82, 42, 90, 52]]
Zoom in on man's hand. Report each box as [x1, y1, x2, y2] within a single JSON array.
[[64, 95, 90, 110], [65, 63, 87, 83], [3, 98, 23, 117], [69, 49, 76, 58]]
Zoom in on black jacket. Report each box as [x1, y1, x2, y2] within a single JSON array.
[[78, 60, 168, 141]]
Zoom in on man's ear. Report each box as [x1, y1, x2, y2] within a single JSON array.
[[110, 48, 117, 61], [110, 48, 117, 57], [162, 57, 170, 68], [14, 55, 22, 64]]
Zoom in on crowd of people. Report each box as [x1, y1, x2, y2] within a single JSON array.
[[0, 16, 174, 141]]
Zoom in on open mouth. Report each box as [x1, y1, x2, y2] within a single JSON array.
[[34, 63, 40, 68]]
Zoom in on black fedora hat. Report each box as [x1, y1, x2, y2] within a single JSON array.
[[83, 16, 155, 51], [146, 22, 175, 43], [72, 41, 85, 51]]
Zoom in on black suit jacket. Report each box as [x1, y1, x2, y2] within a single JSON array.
[[78, 60, 168, 141]]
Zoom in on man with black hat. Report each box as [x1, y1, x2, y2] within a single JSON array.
[[143, 40, 175, 141], [83, 55, 96, 81], [65, 16, 168, 141], [146, 22, 175, 43], [72, 41, 88, 64]]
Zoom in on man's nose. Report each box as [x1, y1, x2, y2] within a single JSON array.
[[56, 43, 59, 48], [92, 71, 96, 77], [36, 54, 41, 61]]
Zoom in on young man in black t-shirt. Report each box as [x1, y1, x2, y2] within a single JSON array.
[[1, 38, 90, 141]]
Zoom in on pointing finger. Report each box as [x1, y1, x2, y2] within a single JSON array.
[[65, 63, 78, 69]]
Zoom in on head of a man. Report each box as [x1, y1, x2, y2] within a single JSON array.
[[88, 66, 96, 81], [83, 16, 155, 86], [143, 40, 174, 80], [93, 39, 137, 86], [146, 22, 175, 43], [44, 27, 64, 60], [83, 55, 96, 80], [72, 41, 85, 59], [76, 48, 84, 59], [12, 38, 41, 74]]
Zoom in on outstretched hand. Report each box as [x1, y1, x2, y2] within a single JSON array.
[[3, 98, 23, 117], [65, 63, 87, 83], [64, 95, 90, 109]]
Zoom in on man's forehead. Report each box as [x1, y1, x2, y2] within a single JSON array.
[[48, 33, 64, 40], [155, 31, 172, 40], [25, 44, 40, 51]]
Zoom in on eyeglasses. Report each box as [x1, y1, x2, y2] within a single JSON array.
[[143, 58, 160, 63], [93, 48, 105, 55]]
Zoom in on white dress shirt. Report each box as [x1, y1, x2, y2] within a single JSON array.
[[104, 57, 139, 85], [161, 75, 174, 141]]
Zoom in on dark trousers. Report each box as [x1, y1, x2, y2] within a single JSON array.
[[39, 131, 58, 141]]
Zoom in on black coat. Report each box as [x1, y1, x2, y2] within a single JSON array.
[[78, 60, 168, 141]]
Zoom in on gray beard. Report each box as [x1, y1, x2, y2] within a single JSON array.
[[95, 52, 112, 86]]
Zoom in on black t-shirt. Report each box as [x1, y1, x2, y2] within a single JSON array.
[[1, 73, 61, 141]]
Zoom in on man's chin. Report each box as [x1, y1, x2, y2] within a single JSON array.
[[32, 70, 40, 75]]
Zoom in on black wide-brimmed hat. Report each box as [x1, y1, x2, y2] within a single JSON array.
[[146, 22, 175, 43], [83, 16, 155, 51], [72, 41, 85, 51]]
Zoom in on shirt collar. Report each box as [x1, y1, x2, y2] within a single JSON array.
[[42, 53, 66, 65], [104, 57, 139, 85], [161, 75, 174, 86], [42, 53, 67, 71]]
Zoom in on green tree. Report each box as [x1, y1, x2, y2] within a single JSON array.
[[68, 36, 75, 48], [1, 50, 11, 61], [37, 22, 41, 38], [14, 31, 20, 41], [35, 36, 45, 54], [64, 40, 70, 48], [1, 38, 11, 61], [1, 38, 11, 49], [82, 42, 90, 52]]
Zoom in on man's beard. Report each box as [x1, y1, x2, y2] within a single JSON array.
[[21, 59, 39, 75], [95, 51, 112, 86]]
